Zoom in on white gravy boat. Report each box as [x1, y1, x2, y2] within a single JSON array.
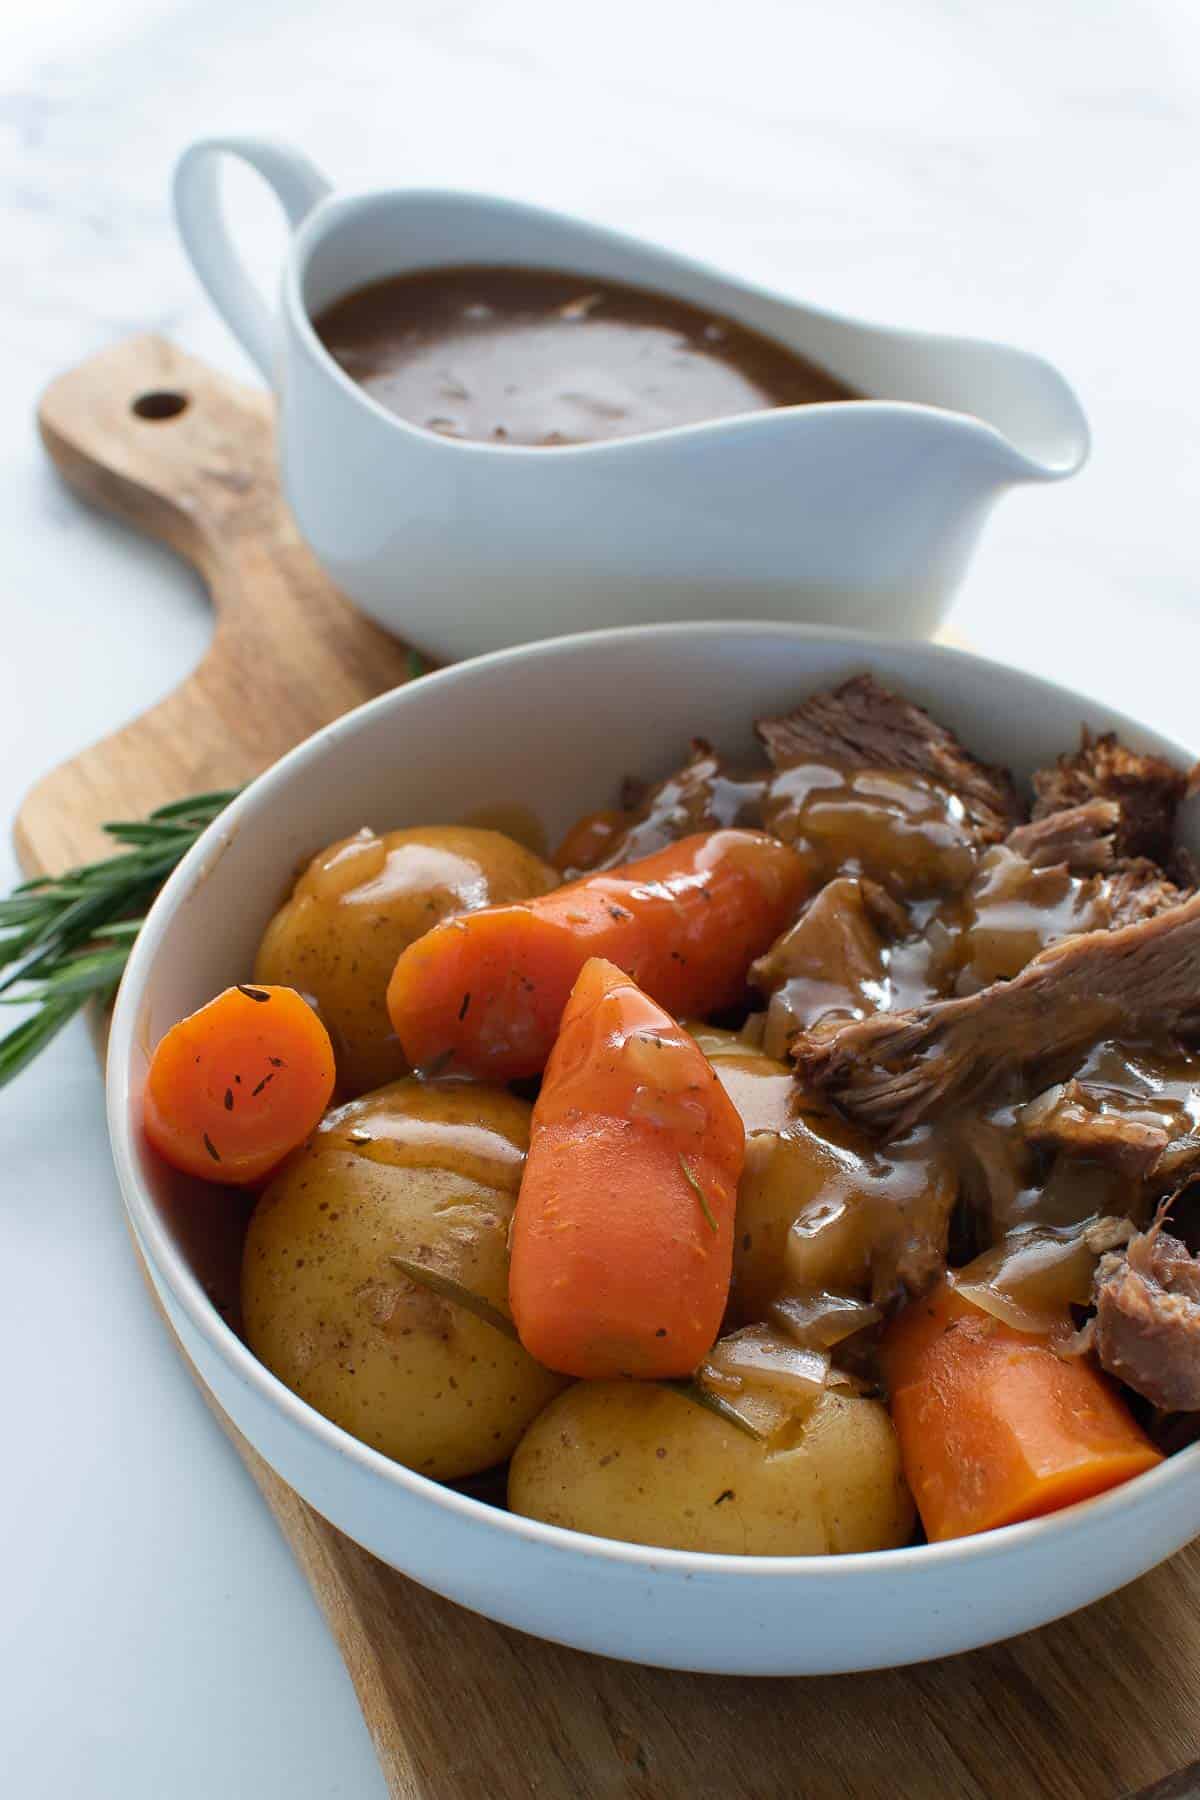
[[175, 136, 1090, 660]]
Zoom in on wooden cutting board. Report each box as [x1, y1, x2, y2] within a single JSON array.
[[17, 334, 1200, 1800]]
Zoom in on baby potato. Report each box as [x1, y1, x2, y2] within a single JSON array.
[[241, 1077, 565, 1481], [687, 1025, 798, 1137], [694, 1028, 954, 1316], [732, 1110, 885, 1319], [254, 826, 556, 1097], [690, 1029, 884, 1320], [509, 1382, 913, 1555]]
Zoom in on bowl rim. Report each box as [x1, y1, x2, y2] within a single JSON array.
[[106, 618, 1200, 1582]]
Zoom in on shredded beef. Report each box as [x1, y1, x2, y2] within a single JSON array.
[[750, 877, 909, 1057], [998, 801, 1191, 930], [1092, 1215, 1200, 1410], [1004, 799, 1119, 873], [792, 890, 1200, 1136], [1171, 845, 1200, 890], [595, 741, 764, 872], [1103, 857, 1193, 927], [1019, 1080, 1172, 1179], [1032, 730, 1189, 865], [756, 674, 1021, 844]]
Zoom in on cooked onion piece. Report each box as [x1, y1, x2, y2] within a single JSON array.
[[771, 1289, 882, 1350], [700, 1323, 831, 1402], [954, 1218, 1134, 1335]]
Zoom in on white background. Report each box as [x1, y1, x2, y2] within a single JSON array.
[[1, 2, 1197, 1794]]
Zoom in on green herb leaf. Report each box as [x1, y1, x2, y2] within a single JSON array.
[[144, 789, 244, 822], [0, 995, 88, 1088], [0, 787, 239, 1089], [389, 1254, 520, 1341], [679, 1154, 719, 1233], [0, 945, 129, 1005], [659, 1380, 766, 1442]]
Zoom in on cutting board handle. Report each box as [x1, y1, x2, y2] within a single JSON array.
[[39, 332, 283, 575], [21, 333, 415, 873]]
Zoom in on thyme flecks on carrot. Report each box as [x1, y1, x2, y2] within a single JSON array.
[[0, 788, 240, 1089], [680, 1154, 719, 1234], [144, 983, 335, 1185], [509, 957, 744, 1381]]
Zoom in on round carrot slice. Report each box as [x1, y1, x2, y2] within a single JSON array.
[[143, 984, 336, 1185]]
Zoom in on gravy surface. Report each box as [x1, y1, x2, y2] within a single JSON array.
[[315, 264, 855, 446]]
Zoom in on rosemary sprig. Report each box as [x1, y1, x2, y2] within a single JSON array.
[[679, 1153, 719, 1234], [389, 1254, 520, 1340], [660, 1380, 766, 1442], [0, 639, 438, 1093], [389, 1256, 766, 1438], [0, 788, 239, 1089]]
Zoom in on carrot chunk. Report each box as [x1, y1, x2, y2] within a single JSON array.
[[509, 957, 745, 1379], [143, 984, 335, 1185], [881, 1280, 1164, 1542], [551, 808, 626, 873], [387, 829, 809, 1082]]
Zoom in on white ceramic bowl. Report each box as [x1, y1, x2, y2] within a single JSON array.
[[107, 623, 1200, 1675]]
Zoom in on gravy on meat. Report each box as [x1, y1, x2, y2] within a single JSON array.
[[571, 673, 1200, 1424]]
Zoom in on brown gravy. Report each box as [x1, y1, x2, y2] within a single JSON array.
[[568, 734, 1200, 1280], [315, 264, 856, 446]]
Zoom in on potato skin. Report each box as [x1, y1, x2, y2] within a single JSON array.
[[254, 826, 556, 1097], [241, 1078, 565, 1480], [508, 1382, 913, 1555], [691, 1029, 882, 1321], [732, 1111, 891, 1319]]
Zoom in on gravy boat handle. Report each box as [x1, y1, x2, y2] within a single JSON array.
[[173, 137, 332, 379]]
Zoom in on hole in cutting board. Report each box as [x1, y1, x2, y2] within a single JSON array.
[[132, 390, 189, 421]]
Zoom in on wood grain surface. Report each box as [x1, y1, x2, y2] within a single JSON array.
[[15, 335, 1200, 1800]]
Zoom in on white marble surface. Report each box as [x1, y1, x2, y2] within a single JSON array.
[[1, 2, 1198, 1793]]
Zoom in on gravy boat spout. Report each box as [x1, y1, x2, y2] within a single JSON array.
[[785, 306, 1091, 482], [174, 136, 1091, 659]]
